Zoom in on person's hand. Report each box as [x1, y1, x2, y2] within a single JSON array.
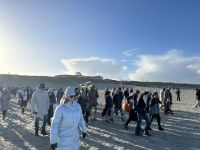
[[32, 112, 37, 115], [51, 143, 57, 150], [83, 132, 87, 139]]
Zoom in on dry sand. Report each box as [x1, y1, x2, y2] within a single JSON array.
[[0, 88, 200, 150]]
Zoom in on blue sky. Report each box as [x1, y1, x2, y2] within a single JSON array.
[[1, 0, 200, 83]]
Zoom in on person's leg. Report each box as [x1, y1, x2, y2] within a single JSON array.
[[85, 111, 91, 124], [125, 110, 134, 127], [93, 106, 97, 120], [41, 115, 48, 135], [192, 100, 199, 108], [148, 114, 156, 129], [143, 113, 151, 136], [3, 110, 7, 120], [34, 116, 40, 136], [135, 113, 142, 135], [48, 105, 53, 125], [156, 115, 164, 130]]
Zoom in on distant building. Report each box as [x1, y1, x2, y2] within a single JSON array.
[[75, 72, 82, 76]]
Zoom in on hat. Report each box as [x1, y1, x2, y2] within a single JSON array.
[[39, 83, 45, 89], [65, 87, 75, 97]]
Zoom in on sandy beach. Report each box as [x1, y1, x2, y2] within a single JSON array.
[[0, 88, 200, 150]]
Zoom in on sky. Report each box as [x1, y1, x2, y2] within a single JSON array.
[[0, 0, 200, 83]]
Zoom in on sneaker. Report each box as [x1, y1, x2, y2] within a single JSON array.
[[158, 127, 164, 131], [41, 130, 47, 135], [124, 124, 128, 130], [35, 132, 39, 136], [135, 133, 143, 136], [144, 132, 152, 137], [148, 127, 153, 130]]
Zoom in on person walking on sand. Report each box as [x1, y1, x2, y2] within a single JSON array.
[[192, 88, 200, 109], [31, 83, 49, 136], [159, 88, 165, 107], [18, 87, 28, 114], [50, 87, 87, 150], [124, 89, 140, 130], [164, 88, 174, 115], [47, 88, 56, 126], [87, 85, 99, 120], [148, 91, 164, 131], [0, 88, 11, 120], [113, 88, 125, 121], [176, 88, 181, 101], [56, 88, 64, 105], [102, 90, 114, 123], [135, 91, 151, 136]]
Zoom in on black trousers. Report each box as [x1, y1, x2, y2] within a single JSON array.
[[149, 114, 162, 128], [125, 109, 138, 125], [48, 105, 54, 125], [177, 95, 181, 101]]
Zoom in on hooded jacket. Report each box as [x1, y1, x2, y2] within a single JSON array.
[[50, 101, 87, 150]]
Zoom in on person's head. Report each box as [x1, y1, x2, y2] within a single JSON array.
[[74, 88, 80, 96], [48, 88, 54, 95], [38, 83, 45, 90], [130, 88, 133, 94], [65, 87, 76, 102], [135, 90, 140, 95], [153, 91, 158, 98], [105, 90, 111, 96]]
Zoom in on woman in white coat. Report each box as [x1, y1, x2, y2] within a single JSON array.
[[50, 87, 87, 150]]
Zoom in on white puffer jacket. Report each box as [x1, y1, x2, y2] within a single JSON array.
[[50, 101, 87, 150]]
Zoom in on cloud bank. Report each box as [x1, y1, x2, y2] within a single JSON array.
[[61, 50, 200, 83], [129, 49, 200, 83], [61, 57, 127, 80]]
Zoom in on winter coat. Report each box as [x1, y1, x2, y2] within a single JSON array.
[[49, 93, 56, 105], [149, 97, 160, 115], [164, 90, 172, 105], [105, 95, 113, 110], [113, 93, 121, 109], [0, 89, 11, 111], [50, 101, 87, 150], [31, 88, 49, 117], [196, 89, 200, 100], [87, 89, 99, 106], [78, 95, 86, 112], [159, 90, 165, 105], [56, 90, 64, 104]]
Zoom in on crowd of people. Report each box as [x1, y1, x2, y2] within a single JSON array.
[[0, 83, 200, 149]]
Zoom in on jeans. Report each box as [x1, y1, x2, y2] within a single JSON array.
[[34, 114, 48, 132], [135, 111, 149, 134]]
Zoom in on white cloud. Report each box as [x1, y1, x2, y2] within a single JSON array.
[[123, 49, 137, 57], [129, 49, 200, 83], [61, 57, 127, 80]]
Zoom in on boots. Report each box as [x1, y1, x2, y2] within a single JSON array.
[[22, 108, 25, 114], [41, 130, 47, 135], [157, 115, 164, 131], [35, 130, 39, 136]]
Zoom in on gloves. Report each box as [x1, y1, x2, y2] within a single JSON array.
[[83, 132, 87, 139], [32, 112, 38, 115], [51, 143, 57, 150]]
